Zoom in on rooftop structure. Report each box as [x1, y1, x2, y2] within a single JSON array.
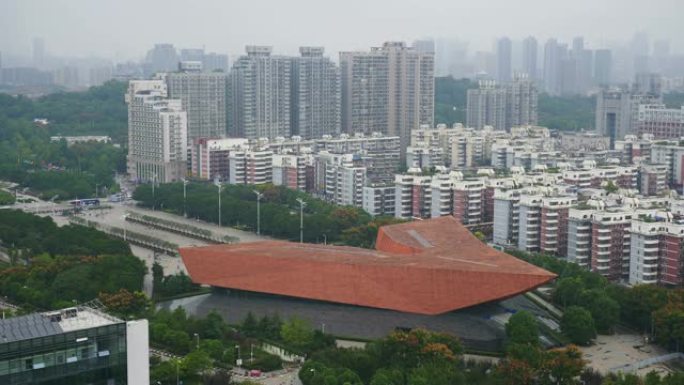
[[181, 216, 555, 315], [0, 306, 149, 385]]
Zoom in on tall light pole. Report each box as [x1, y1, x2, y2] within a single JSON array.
[[253, 190, 263, 235], [235, 344, 242, 367], [182, 178, 189, 218], [214, 180, 222, 228], [151, 173, 158, 211], [94, 183, 99, 198], [296, 198, 306, 243], [122, 213, 129, 242], [194, 333, 199, 350]]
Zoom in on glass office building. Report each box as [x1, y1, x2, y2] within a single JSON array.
[[0, 307, 149, 385]]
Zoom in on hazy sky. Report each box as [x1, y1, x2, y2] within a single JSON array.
[[1, 0, 682, 61]]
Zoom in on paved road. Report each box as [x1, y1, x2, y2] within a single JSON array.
[[233, 368, 302, 385], [6, 191, 269, 297]]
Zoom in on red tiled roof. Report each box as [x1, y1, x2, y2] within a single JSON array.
[[180, 216, 555, 315]]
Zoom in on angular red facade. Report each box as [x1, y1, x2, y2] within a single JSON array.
[[181, 216, 556, 315]]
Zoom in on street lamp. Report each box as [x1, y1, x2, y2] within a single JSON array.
[[253, 190, 263, 235], [235, 344, 242, 367], [182, 179, 189, 218], [214, 180, 222, 228], [296, 198, 306, 243], [176, 358, 180, 385], [94, 183, 99, 198], [151, 173, 158, 211], [122, 213, 129, 242], [193, 333, 199, 350]]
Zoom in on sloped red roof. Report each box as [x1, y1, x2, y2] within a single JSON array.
[[180, 216, 555, 315]]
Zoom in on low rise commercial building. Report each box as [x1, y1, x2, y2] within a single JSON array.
[[0, 306, 148, 385]]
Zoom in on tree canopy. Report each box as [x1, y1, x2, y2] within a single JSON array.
[[133, 182, 391, 246], [0, 81, 127, 200]]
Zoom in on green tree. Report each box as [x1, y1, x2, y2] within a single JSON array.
[[281, 317, 314, 349], [0, 190, 15, 205], [505, 311, 539, 347], [604, 181, 619, 194], [182, 350, 212, 379], [242, 312, 258, 337], [553, 277, 585, 307], [541, 345, 586, 385], [580, 290, 620, 334], [561, 306, 597, 345]]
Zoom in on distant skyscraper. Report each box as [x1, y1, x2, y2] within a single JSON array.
[[340, 42, 434, 157], [291, 47, 340, 138], [633, 73, 662, 96], [560, 56, 578, 95], [180, 48, 205, 62], [32, 38, 45, 69], [631, 32, 650, 57], [434, 38, 469, 78], [506, 75, 538, 128], [569, 36, 594, 94], [543, 39, 562, 95], [466, 77, 537, 131], [596, 76, 662, 148], [413, 39, 435, 54], [652, 40, 670, 73], [466, 80, 507, 130], [522, 37, 538, 79], [180, 48, 229, 73], [53, 66, 80, 88], [126, 80, 188, 183], [145, 44, 179, 74], [203, 53, 229, 72], [572, 36, 584, 53], [166, 63, 228, 141], [496, 37, 512, 83], [594, 49, 612, 86], [228, 46, 292, 139]]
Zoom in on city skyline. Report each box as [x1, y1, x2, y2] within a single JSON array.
[[1, 0, 683, 62]]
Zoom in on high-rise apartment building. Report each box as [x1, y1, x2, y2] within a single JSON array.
[[567, 209, 633, 280], [630, 219, 684, 287], [466, 77, 537, 131], [363, 184, 396, 217], [596, 90, 633, 148], [594, 49, 612, 86], [325, 158, 367, 207], [340, 42, 434, 158], [543, 39, 568, 96], [496, 37, 512, 83], [166, 64, 228, 141], [315, 133, 401, 183], [145, 44, 179, 74], [126, 79, 188, 183], [179, 48, 229, 73], [228, 46, 292, 139], [190, 138, 249, 181], [522, 37, 538, 80], [394, 173, 432, 219], [493, 189, 522, 246], [507, 75, 538, 128], [291, 47, 340, 139], [466, 80, 507, 130], [570, 37, 593, 95]]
